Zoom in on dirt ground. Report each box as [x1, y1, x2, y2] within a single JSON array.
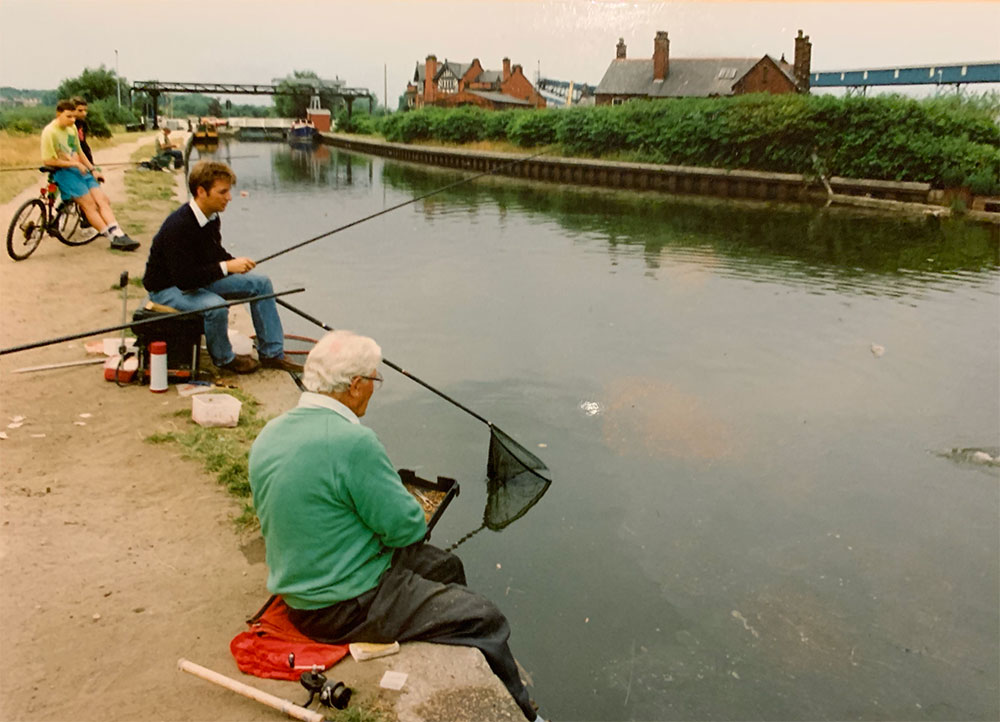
[[0, 136, 328, 722]]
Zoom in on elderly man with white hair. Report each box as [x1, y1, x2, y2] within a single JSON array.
[[248, 330, 544, 722]]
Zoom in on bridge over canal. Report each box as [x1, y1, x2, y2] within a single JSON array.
[[810, 60, 1000, 93], [129, 79, 374, 128]]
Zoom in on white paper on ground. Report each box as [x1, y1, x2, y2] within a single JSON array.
[[228, 329, 254, 356], [379, 670, 408, 691], [102, 337, 136, 356]]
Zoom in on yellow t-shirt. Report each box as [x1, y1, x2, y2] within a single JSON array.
[[40, 119, 79, 162]]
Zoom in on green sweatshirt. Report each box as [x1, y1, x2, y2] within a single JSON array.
[[248, 393, 426, 609]]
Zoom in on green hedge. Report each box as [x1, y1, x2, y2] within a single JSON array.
[[366, 94, 1000, 193]]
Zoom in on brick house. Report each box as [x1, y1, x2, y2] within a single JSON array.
[[595, 30, 812, 104], [404, 56, 546, 110]]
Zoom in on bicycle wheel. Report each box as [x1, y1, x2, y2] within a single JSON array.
[[6, 198, 46, 261], [53, 201, 97, 246]]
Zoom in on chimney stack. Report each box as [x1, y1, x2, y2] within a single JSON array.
[[616, 37, 627, 59], [502, 57, 511, 82], [653, 31, 669, 81], [793, 30, 812, 92], [425, 54, 437, 102]]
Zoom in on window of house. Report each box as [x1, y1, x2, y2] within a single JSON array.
[[612, 97, 624, 106], [717, 67, 737, 80], [439, 72, 457, 94]]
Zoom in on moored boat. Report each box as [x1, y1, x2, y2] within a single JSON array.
[[288, 118, 317, 143]]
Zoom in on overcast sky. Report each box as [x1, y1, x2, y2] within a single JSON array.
[[1, 1, 998, 104]]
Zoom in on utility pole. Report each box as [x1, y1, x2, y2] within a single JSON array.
[[384, 63, 387, 114], [115, 49, 121, 107]]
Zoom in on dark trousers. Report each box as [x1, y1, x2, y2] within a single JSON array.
[[287, 543, 535, 720]]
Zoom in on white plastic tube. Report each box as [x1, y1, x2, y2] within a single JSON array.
[[177, 658, 324, 722]]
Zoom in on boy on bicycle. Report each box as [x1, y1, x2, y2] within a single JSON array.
[[40, 100, 139, 252]]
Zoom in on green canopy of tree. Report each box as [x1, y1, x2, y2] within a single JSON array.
[[273, 70, 344, 118], [56, 66, 121, 103], [166, 92, 274, 118], [55, 65, 136, 126]]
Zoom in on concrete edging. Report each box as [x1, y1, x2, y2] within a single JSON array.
[[318, 132, 943, 207]]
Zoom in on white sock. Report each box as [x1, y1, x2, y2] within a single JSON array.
[[107, 224, 125, 237]]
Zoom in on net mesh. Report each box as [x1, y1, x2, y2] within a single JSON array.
[[484, 426, 552, 530]]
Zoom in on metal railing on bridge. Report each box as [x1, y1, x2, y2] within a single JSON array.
[[811, 61, 999, 88], [130, 80, 374, 128]]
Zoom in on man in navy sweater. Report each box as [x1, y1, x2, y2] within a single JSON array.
[[142, 161, 299, 374]]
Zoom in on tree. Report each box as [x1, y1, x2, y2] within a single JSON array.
[[56, 65, 137, 126], [56, 66, 121, 103], [273, 70, 344, 118]]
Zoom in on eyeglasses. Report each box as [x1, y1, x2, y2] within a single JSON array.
[[357, 373, 383, 389]]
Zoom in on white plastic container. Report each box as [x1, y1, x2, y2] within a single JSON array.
[[191, 394, 242, 428]]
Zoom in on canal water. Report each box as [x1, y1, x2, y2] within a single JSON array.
[[198, 140, 999, 721]]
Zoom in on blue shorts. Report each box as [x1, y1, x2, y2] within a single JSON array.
[[52, 167, 100, 200]]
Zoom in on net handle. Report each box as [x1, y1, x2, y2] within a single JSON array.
[[277, 298, 490, 426]]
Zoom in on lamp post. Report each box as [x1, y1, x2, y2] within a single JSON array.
[[115, 49, 121, 107]]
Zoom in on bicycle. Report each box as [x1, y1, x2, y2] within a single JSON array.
[[6, 167, 100, 261]]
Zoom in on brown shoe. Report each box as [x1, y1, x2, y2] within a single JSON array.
[[219, 354, 260, 374], [260, 355, 304, 373]]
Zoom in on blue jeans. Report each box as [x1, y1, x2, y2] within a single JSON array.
[[148, 273, 285, 366]]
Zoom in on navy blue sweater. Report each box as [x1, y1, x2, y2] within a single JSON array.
[[143, 204, 234, 292]]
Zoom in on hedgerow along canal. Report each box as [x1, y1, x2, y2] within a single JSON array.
[[197, 140, 999, 721]]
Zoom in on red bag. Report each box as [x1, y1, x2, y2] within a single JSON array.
[[230, 596, 349, 680]]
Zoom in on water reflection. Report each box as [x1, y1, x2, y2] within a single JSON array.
[[381, 163, 1000, 291]]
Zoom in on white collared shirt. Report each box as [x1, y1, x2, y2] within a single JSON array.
[[188, 199, 229, 276], [296, 391, 360, 425], [188, 198, 218, 227]]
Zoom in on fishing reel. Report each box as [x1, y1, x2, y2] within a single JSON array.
[[300, 667, 352, 710]]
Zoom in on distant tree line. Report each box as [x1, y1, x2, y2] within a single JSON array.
[[368, 93, 1000, 194]]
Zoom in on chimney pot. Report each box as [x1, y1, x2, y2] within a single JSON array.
[[653, 30, 669, 81], [793, 29, 812, 92], [616, 37, 627, 59]]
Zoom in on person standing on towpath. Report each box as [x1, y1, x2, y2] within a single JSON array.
[[248, 330, 547, 722]]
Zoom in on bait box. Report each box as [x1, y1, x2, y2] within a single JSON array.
[[398, 469, 459, 536]]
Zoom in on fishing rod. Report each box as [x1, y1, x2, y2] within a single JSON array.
[[0, 288, 304, 356], [254, 149, 549, 265], [277, 298, 490, 425], [276, 298, 553, 492], [0, 156, 261, 173]]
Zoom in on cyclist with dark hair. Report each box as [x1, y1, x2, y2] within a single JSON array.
[[71, 97, 95, 170]]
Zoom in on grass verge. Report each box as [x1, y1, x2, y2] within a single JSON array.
[[113, 146, 180, 238], [145, 388, 265, 528]]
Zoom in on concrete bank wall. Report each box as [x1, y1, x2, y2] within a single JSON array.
[[318, 132, 933, 205]]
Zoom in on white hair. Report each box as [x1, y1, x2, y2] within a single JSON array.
[[302, 330, 382, 393]]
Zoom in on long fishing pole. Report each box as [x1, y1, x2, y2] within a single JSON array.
[[254, 149, 549, 265], [0, 156, 261, 173], [0, 288, 304, 356], [277, 298, 490, 425]]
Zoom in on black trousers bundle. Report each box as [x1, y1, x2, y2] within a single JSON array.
[[287, 543, 535, 720]]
